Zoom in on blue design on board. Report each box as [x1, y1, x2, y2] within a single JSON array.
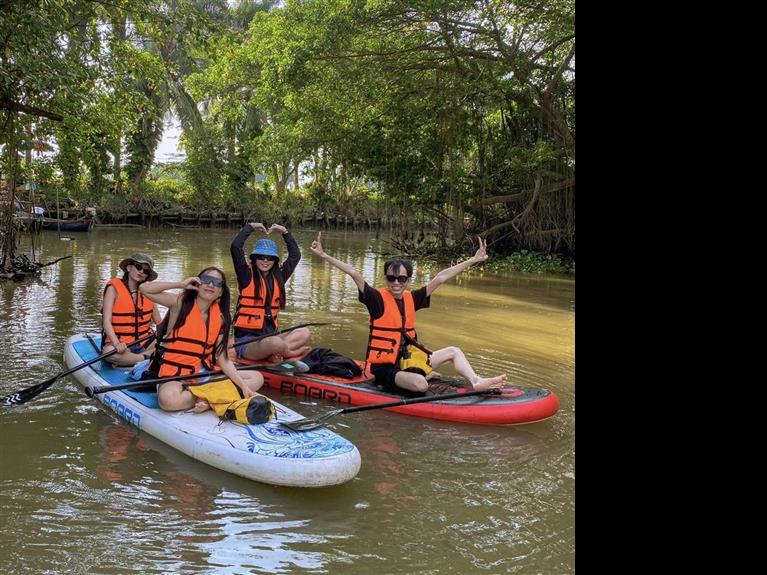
[[236, 422, 355, 458]]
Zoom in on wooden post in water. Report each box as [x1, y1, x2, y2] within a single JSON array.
[[27, 182, 36, 263], [55, 187, 61, 239]]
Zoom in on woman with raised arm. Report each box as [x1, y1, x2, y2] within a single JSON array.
[[139, 267, 264, 413], [101, 252, 163, 366], [310, 232, 507, 395], [230, 222, 311, 363]]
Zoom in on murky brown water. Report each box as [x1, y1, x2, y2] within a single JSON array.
[[0, 228, 574, 574]]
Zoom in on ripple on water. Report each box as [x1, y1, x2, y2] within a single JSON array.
[[1, 229, 574, 575]]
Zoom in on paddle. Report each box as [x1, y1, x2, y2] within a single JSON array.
[[1, 332, 156, 407], [280, 388, 502, 431], [227, 322, 330, 349], [85, 359, 309, 397]]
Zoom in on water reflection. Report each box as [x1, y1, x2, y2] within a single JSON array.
[[1, 228, 574, 574], [93, 424, 354, 574]]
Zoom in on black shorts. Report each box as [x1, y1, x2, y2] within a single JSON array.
[[370, 364, 425, 398], [370, 363, 401, 393]]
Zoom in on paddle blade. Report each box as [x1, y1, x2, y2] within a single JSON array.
[[2, 377, 58, 407], [280, 419, 324, 432], [279, 409, 344, 432]]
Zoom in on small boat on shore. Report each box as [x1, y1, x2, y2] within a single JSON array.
[[42, 217, 94, 232], [233, 351, 560, 426], [65, 334, 362, 487]]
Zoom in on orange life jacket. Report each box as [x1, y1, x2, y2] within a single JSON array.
[[234, 270, 282, 330], [366, 288, 417, 364], [102, 278, 155, 343], [157, 302, 222, 378]]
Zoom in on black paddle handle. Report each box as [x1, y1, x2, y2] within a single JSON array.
[[64, 332, 155, 379], [227, 322, 329, 349], [86, 373, 229, 396], [339, 388, 499, 414], [85, 361, 303, 396]]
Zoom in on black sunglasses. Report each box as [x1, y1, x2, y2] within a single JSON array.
[[132, 262, 152, 274], [255, 255, 276, 262], [199, 274, 224, 288], [386, 275, 410, 284]]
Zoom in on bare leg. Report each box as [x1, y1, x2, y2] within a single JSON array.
[[237, 370, 265, 395], [242, 336, 288, 362], [430, 346, 507, 390], [282, 328, 312, 357], [103, 345, 147, 367], [393, 370, 429, 393], [157, 380, 197, 411]]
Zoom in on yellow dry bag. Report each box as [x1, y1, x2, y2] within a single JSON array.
[[399, 344, 432, 376], [188, 379, 275, 424]]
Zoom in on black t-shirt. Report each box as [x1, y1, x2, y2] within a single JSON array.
[[358, 283, 430, 320]]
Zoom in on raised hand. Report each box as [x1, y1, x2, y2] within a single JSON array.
[[472, 236, 488, 263], [182, 276, 201, 291], [248, 222, 267, 233], [310, 231, 325, 257], [267, 223, 287, 235]]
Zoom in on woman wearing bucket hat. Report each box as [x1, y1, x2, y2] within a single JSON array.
[[101, 252, 163, 366], [230, 222, 312, 362]]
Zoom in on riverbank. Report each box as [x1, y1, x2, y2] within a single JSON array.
[[8, 206, 574, 278]]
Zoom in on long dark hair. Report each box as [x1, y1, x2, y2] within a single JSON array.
[[249, 255, 286, 308], [172, 266, 231, 359]]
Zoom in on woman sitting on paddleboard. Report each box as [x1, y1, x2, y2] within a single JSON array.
[[101, 252, 163, 366], [230, 222, 311, 362], [310, 232, 507, 394], [139, 267, 264, 413]]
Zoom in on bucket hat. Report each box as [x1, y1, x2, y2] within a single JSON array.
[[251, 239, 279, 259], [119, 252, 158, 281]]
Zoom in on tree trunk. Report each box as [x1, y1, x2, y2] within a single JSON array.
[[113, 134, 123, 195], [111, 10, 126, 196], [1, 112, 19, 270]]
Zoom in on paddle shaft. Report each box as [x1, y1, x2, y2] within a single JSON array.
[[85, 361, 305, 396], [336, 388, 498, 414], [2, 332, 155, 406], [57, 333, 155, 379], [280, 388, 502, 431], [227, 322, 328, 349], [87, 373, 229, 396]]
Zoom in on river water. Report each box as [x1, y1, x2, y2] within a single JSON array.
[[0, 228, 574, 574]]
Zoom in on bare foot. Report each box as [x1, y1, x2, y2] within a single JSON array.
[[472, 374, 507, 391], [192, 399, 211, 413], [295, 345, 312, 358], [281, 346, 312, 361], [426, 371, 442, 380]]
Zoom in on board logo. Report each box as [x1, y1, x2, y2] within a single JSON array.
[[104, 394, 142, 428], [277, 381, 353, 405]]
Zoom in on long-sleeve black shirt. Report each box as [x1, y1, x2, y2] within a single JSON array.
[[230, 226, 301, 335]]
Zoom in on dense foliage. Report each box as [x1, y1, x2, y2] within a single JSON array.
[[2, 0, 574, 269]]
